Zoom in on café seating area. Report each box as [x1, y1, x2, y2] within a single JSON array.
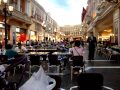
[[0, 44, 120, 90], [96, 44, 120, 61]]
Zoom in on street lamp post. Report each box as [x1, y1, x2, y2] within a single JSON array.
[[54, 28, 57, 42], [42, 21, 46, 49], [43, 26, 46, 43], [60, 32, 62, 41], [0, 0, 13, 47], [42, 24, 46, 43], [4, 3, 7, 47]]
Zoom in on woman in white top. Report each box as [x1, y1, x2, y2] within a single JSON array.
[[69, 40, 84, 56], [69, 40, 84, 74]]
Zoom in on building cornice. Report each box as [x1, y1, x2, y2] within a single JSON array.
[[12, 9, 32, 24]]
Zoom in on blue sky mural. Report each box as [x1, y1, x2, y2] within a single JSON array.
[[36, 0, 87, 26], [51, 0, 69, 8]]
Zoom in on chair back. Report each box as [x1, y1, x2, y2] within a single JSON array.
[[48, 55, 59, 65], [77, 73, 103, 90], [0, 55, 8, 63], [29, 55, 40, 65], [71, 56, 84, 66], [49, 75, 61, 90], [15, 55, 27, 64]]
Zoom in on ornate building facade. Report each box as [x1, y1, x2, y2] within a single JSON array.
[[82, 0, 120, 45], [0, 0, 32, 44], [60, 25, 81, 41], [0, 0, 59, 44]]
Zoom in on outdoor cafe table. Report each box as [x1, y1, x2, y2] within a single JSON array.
[[18, 52, 72, 60], [52, 52, 72, 56], [18, 52, 49, 61], [27, 49, 58, 53], [52, 52, 72, 67], [18, 52, 49, 55]]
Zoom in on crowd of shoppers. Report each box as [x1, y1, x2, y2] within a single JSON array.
[[0, 33, 98, 64], [14, 42, 28, 53]]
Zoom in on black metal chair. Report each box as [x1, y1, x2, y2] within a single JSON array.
[[48, 55, 60, 73], [49, 75, 62, 90], [13, 55, 28, 76], [70, 56, 85, 80], [0, 55, 12, 76], [0, 55, 28, 90], [0, 55, 8, 63], [70, 73, 114, 90], [29, 55, 41, 76]]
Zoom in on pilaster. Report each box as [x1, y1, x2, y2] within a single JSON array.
[[113, 8, 120, 45]]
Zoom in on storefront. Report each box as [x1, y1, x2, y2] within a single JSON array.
[[0, 22, 4, 42], [13, 27, 27, 44], [98, 29, 114, 42], [0, 22, 10, 43], [113, 9, 120, 45], [94, 8, 114, 43], [29, 31, 37, 41]]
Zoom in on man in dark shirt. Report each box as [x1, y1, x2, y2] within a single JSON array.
[[5, 44, 18, 60], [87, 32, 97, 60]]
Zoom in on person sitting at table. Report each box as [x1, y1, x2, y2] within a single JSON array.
[[5, 44, 18, 60], [69, 40, 84, 56], [26, 40, 30, 46], [0, 42, 2, 49], [14, 42, 28, 53], [69, 40, 84, 74]]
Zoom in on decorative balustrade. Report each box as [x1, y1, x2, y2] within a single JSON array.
[[12, 9, 32, 24]]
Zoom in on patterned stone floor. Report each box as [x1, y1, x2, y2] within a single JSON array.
[[60, 48, 120, 90], [61, 61, 120, 90]]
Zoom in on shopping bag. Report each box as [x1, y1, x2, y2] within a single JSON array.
[[19, 66, 56, 90]]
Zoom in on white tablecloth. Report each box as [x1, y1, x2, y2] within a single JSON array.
[[19, 66, 56, 90]]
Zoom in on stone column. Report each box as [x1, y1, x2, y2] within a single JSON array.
[[93, 27, 99, 41], [10, 25, 16, 44], [17, 0, 21, 11], [113, 9, 120, 45]]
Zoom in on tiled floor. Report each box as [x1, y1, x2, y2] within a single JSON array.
[[59, 48, 120, 90], [61, 60, 120, 90]]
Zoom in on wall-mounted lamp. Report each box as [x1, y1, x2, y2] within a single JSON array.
[[106, 0, 118, 3]]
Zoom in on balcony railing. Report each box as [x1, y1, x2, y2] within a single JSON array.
[[12, 9, 32, 24]]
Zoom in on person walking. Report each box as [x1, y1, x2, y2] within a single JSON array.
[[87, 32, 97, 60]]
